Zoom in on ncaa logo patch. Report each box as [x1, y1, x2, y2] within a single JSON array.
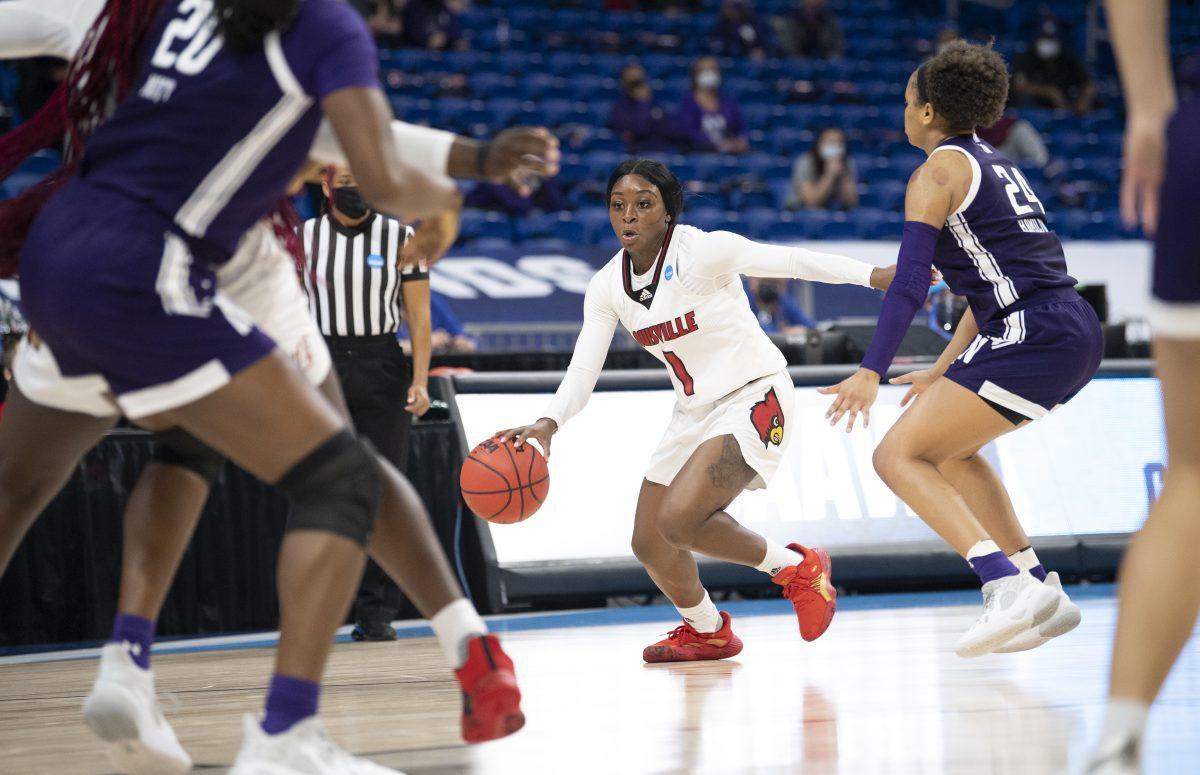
[[366, 253, 385, 269], [664, 265, 674, 281]]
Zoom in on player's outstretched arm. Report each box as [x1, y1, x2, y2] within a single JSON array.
[[321, 87, 462, 222], [1104, 0, 1174, 234], [310, 120, 561, 191], [817, 153, 966, 431], [494, 277, 619, 459], [697, 229, 887, 289]]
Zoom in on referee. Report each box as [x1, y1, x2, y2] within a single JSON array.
[[302, 165, 432, 642]]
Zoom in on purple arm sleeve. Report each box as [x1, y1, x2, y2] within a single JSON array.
[[860, 221, 941, 377]]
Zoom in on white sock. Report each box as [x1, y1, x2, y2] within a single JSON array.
[[429, 598, 487, 669], [966, 539, 1002, 560], [755, 540, 803, 577], [1099, 698, 1149, 744], [676, 590, 722, 634], [1008, 546, 1041, 572]]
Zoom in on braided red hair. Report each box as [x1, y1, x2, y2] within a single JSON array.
[[0, 0, 167, 278]]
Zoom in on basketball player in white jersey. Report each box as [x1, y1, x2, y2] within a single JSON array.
[[498, 159, 895, 661]]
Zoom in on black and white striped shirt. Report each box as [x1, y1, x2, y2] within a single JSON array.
[[301, 213, 429, 336]]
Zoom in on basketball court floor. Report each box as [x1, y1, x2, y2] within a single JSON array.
[[2, 585, 1197, 774]]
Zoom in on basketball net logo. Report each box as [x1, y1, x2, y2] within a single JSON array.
[[749, 387, 785, 448]]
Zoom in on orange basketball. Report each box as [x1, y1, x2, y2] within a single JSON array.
[[460, 437, 550, 524]]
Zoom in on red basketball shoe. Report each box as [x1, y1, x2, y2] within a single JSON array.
[[454, 634, 525, 743], [642, 611, 744, 663], [772, 543, 837, 641]]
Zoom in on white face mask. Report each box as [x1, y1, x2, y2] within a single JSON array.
[[1036, 38, 1061, 59], [696, 70, 721, 90], [818, 142, 845, 161]]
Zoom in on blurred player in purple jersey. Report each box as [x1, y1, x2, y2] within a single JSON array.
[[819, 41, 1103, 659], [0, 0, 527, 771], [1087, 3, 1200, 773]]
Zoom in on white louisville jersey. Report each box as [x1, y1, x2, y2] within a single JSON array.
[[543, 224, 877, 427]]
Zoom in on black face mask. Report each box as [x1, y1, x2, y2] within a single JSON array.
[[333, 186, 369, 219]]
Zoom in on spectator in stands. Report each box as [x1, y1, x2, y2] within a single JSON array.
[[400, 0, 465, 51], [368, 0, 405, 47], [1012, 18, 1095, 115], [609, 64, 681, 152], [788, 127, 858, 210], [786, 0, 843, 60], [712, 0, 771, 60], [977, 113, 1051, 169], [464, 177, 571, 216], [746, 278, 817, 334], [677, 57, 749, 154]]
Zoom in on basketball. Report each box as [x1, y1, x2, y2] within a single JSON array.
[[460, 437, 550, 524]]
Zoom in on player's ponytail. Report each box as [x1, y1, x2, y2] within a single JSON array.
[[0, 0, 168, 278], [214, 0, 302, 52], [606, 159, 685, 220]]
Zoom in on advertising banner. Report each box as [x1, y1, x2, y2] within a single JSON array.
[[456, 377, 1164, 566]]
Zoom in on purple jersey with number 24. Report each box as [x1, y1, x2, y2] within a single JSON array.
[[929, 133, 1076, 326]]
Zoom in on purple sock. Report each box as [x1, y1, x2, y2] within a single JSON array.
[[968, 552, 1020, 585], [1028, 564, 1048, 582], [110, 613, 154, 670], [261, 674, 320, 735]]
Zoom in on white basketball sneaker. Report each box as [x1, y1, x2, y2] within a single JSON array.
[[954, 571, 1062, 658], [994, 572, 1082, 653], [1083, 733, 1142, 775], [82, 643, 191, 775], [229, 714, 406, 774]]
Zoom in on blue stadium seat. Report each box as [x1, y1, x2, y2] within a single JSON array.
[[741, 208, 780, 240], [685, 206, 726, 231], [860, 180, 906, 211], [576, 207, 613, 244], [763, 219, 812, 243], [520, 212, 586, 244], [459, 211, 515, 244], [854, 208, 903, 239]]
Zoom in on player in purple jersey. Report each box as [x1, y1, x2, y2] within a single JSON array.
[[0, 0, 525, 771], [819, 41, 1103, 658], [1087, 3, 1200, 773]]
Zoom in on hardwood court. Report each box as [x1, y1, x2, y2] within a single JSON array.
[[2, 589, 1197, 774]]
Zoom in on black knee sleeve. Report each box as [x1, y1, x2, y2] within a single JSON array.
[[152, 428, 225, 484], [277, 430, 381, 546]]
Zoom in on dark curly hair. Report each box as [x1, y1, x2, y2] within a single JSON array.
[[917, 40, 1009, 132], [606, 159, 685, 219]]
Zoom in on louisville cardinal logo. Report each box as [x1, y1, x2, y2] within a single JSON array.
[[749, 387, 785, 448]]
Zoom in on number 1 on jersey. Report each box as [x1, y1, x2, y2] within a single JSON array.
[[663, 351, 695, 396]]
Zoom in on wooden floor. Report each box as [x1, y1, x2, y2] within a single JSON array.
[[1, 591, 1197, 774]]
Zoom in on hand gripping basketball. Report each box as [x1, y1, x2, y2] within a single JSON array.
[[494, 417, 558, 460]]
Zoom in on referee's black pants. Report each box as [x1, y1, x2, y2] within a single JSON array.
[[326, 334, 412, 627]]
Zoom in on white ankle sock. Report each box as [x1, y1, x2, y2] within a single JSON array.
[[429, 599, 487, 669], [966, 539, 1002, 560], [1099, 698, 1150, 744], [676, 590, 721, 634], [755, 540, 803, 577], [1008, 546, 1042, 571]]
